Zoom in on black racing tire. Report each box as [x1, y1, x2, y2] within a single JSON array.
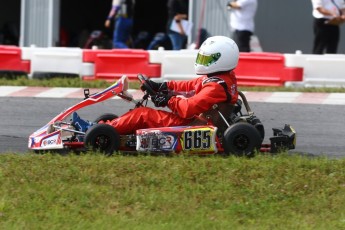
[[93, 113, 118, 123], [254, 122, 265, 142], [84, 124, 120, 155], [223, 122, 262, 157]]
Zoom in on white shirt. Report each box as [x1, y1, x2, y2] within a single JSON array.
[[311, 0, 345, 19], [230, 0, 258, 32], [112, 0, 120, 5]]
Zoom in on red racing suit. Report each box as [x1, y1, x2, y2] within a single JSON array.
[[108, 71, 238, 134]]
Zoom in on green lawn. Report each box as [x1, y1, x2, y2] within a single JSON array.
[[1, 153, 344, 229]]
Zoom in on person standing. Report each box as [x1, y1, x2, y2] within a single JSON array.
[[311, 0, 345, 54], [228, 0, 258, 52], [167, 0, 189, 50], [105, 0, 135, 49]]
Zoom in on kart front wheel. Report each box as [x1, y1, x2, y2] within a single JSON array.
[[93, 113, 118, 123], [84, 124, 120, 155], [223, 122, 262, 157]]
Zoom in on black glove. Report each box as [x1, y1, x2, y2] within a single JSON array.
[[141, 80, 168, 94], [152, 92, 172, 107]]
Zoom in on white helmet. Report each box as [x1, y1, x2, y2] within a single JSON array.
[[194, 36, 239, 75]]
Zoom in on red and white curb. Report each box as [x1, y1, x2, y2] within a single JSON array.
[[1, 86, 345, 105]]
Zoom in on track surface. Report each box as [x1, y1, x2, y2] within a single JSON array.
[[1, 89, 345, 158]]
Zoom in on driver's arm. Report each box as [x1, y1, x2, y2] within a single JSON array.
[[167, 82, 228, 119], [167, 77, 203, 92]]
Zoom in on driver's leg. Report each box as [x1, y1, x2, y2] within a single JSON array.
[[107, 107, 192, 134], [71, 112, 93, 132]]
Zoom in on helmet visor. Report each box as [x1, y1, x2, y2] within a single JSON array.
[[195, 52, 221, 66]]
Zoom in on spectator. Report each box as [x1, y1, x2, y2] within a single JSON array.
[[166, 0, 189, 50], [311, 0, 345, 54], [228, 0, 258, 52], [105, 0, 135, 48]]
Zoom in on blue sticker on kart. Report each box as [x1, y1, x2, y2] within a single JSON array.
[[181, 127, 218, 153]]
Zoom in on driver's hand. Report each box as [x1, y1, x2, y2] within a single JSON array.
[[141, 80, 168, 95], [152, 92, 172, 107]]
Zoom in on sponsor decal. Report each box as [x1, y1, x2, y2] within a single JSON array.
[[137, 132, 177, 151], [29, 137, 35, 148], [41, 134, 59, 147]]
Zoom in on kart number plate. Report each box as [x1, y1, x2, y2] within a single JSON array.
[[181, 127, 217, 154]]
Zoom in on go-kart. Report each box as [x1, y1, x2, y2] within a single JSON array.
[[28, 74, 296, 156]]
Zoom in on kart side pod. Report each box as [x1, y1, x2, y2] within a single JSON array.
[[136, 126, 219, 154]]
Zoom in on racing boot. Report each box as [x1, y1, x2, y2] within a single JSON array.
[[71, 112, 93, 132]]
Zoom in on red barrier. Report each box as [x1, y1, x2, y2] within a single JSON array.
[[235, 52, 303, 87], [82, 49, 161, 81], [0, 45, 30, 73]]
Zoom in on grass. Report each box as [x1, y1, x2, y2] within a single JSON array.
[[1, 76, 345, 92], [0, 76, 114, 89], [0, 152, 345, 229]]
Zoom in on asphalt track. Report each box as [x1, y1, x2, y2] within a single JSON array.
[[1, 90, 345, 158]]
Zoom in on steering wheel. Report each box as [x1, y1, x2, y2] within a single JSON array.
[[137, 74, 156, 96]]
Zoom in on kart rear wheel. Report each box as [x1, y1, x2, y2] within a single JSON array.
[[84, 124, 120, 155], [93, 113, 118, 123], [223, 122, 262, 157]]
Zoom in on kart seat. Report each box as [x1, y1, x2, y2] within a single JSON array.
[[190, 102, 234, 133], [233, 99, 242, 115]]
